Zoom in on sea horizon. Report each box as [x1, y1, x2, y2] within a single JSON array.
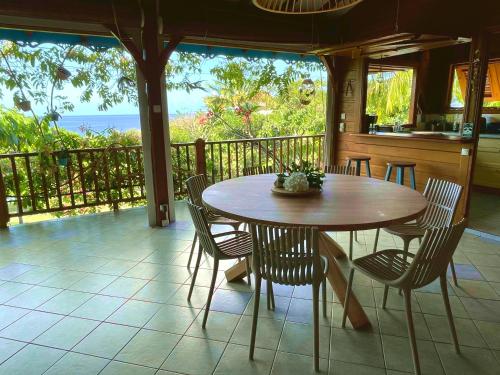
[[57, 113, 194, 134]]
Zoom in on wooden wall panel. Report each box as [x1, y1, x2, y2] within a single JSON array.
[[473, 137, 500, 189], [337, 133, 474, 218]]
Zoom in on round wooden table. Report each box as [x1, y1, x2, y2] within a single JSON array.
[[202, 174, 428, 329]]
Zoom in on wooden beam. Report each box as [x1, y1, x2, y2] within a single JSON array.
[[159, 35, 182, 72]]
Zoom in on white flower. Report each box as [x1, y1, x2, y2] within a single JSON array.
[[284, 172, 309, 192]]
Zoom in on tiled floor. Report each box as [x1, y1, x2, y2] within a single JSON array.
[[469, 190, 500, 236], [0, 201, 500, 374]]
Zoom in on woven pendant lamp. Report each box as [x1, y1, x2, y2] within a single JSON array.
[[252, 0, 363, 14]]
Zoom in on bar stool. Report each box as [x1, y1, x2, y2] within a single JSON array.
[[346, 155, 371, 177], [385, 161, 416, 189]]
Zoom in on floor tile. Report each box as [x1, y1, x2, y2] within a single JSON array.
[[115, 329, 181, 367], [435, 342, 499, 375], [377, 308, 431, 340], [95, 259, 138, 276], [153, 265, 191, 283], [40, 270, 87, 288], [0, 344, 65, 375], [451, 279, 500, 300], [5, 285, 62, 309], [132, 280, 180, 303], [278, 321, 330, 359], [68, 273, 117, 293], [474, 320, 500, 349], [0, 263, 33, 281], [476, 265, 500, 282], [0, 310, 62, 341], [161, 336, 226, 375], [424, 314, 486, 348], [231, 316, 284, 350], [187, 311, 240, 342], [0, 305, 30, 330], [243, 294, 291, 320], [460, 297, 500, 322], [415, 292, 469, 318], [34, 316, 99, 350], [329, 360, 386, 375], [73, 322, 139, 359], [382, 334, 444, 374], [167, 284, 210, 308], [100, 361, 156, 375], [100, 277, 149, 298], [210, 289, 252, 314], [329, 328, 384, 368], [106, 299, 161, 327], [271, 351, 328, 374], [0, 282, 32, 304], [0, 337, 26, 363], [71, 294, 126, 321], [13, 266, 60, 284], [450, 264, 484, 280], [38, 290, 93, 314], [214, 343, 274, 375], [145, 304, 200, 334], [44, 352, 109, 375]]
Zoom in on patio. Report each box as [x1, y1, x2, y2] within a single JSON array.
[[0, 202, 499, 375]]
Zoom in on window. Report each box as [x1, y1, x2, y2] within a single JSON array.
[[365, 65, 415, 125], [450, 60, 500, 110]]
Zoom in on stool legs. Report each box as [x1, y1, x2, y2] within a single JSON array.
[[396, 166, 405, 185], [409, 167, 416, 190], [384, 165, 393, 181], [365, 160, 372, 177]]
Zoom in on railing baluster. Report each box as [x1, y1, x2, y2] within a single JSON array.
[[9, 156, 23, 216], [219, 143, 224, 181], [136, 148, 145, 198], [51, 154, 63, 209], [102, 151, 112, 204], [66, 154, 76, 208], [113, 149, 123, 201], [124, 148, 134, 199], [243, 141, 247, 173], [24, 155, 37, 211], [235, 142, 239, 177], [90, 151, 100, 204], [77, 152, 87, 206], [227, 142, 232, 179]]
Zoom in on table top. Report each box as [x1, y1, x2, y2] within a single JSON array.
[[202, 174, 428, 231]]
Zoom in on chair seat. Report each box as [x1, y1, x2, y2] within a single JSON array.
[[216, 231, 253, 258], [263, 255, 329, 285], [384, 222, 425, 238], [386, 161, 416, 168], [207, 212, 242, 227], [346, 155, 371, 161], [353, 249, 412, 283]]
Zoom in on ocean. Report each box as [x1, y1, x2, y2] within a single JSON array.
[[57, 114, 183, 134]]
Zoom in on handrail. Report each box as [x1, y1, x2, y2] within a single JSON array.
[[0, 133, 325, 227]]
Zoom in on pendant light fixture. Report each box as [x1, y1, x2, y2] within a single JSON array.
[[252, 0, 363, 14]]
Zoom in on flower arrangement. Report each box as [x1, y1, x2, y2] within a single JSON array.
[[274, 161, 325, 192]]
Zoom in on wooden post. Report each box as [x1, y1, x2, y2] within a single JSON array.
[[462, 32, 490, 218], [0, 167, 9, 228], [320, 55, 338, 167], [195, 138, 207, 176]]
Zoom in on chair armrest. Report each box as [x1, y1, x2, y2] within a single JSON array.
[[212, 230, 249, 239]]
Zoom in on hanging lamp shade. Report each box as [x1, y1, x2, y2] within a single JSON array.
[[252, 0, 363, 14]]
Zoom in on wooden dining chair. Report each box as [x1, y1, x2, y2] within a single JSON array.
[[185, 174, 242, 268], [372, 178, 462, 286], [187, 202, 253, 328], [324, 164, 357, 259], [243, 165, 274, 176], [343, 219, 465, 375], [248, 224, 328, 372]]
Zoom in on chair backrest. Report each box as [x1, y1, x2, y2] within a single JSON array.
[[249, 223, 322, 286], [419, 178, 463, 228], [185, 174, 209, 206], [243, 165, 274, 176], [186, 201, 220, 258], [324, 165, 356, 175], [402, 219, 466, 289]]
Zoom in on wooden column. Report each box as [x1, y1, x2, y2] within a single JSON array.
[[462, 32, 490, 218], [195, 138, 207, 176], [0, 167, 9, 228], [320, 55, 339, 166], [107, 0, 181, 226]]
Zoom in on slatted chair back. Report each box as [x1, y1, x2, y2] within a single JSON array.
[[249, 224, 322, 286], [324, 165, 356, 175], [243, 165, 274, 176], [185, 174, 209, 207], [402, 219, 465, 289], [418, 178, 463, 228], [187, 202, 221, 258]]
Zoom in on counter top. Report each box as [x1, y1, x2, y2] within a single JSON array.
[[350, 132, 475, 143]]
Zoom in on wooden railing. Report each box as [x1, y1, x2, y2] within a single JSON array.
[[0, 134, 325, 226]]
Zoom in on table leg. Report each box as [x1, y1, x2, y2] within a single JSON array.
[[318, 232, 371, 329]]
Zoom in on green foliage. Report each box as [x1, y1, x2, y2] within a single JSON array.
[[366, 70, 413, 125], [284, 161, 325, 189]]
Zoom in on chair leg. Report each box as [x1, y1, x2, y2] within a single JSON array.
[[403, 289, 421, 375], [449, 259, 458, 287], [322, 277, 327, 317], [399, 239, 411, 295], [245, 256, 252, 286], [354, 231, 358, 242], [312, 282, 320, 372], [382, 285, 390, 309], [440, 274, 460, 353], [373, 228, 380, 253], [266, 279, 275, 310], [188, 243, 203, 301], [249, 275, 262, 360], [349, 231, 354, 260], [202, 258, 219, 328], [342, 268, 355, 328], [187, 232, 198, 268]]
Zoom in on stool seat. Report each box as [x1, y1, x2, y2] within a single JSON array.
[[387, 161, 416, 168], [346, 155, 371, 161]]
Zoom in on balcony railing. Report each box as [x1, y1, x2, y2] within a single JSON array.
[[0, 134, 325, 227]]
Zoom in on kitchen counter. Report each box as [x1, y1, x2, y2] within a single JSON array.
[[351, 132, 475, 143]]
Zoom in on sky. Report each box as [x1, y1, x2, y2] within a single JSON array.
[[0, 49, 324, 117]]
